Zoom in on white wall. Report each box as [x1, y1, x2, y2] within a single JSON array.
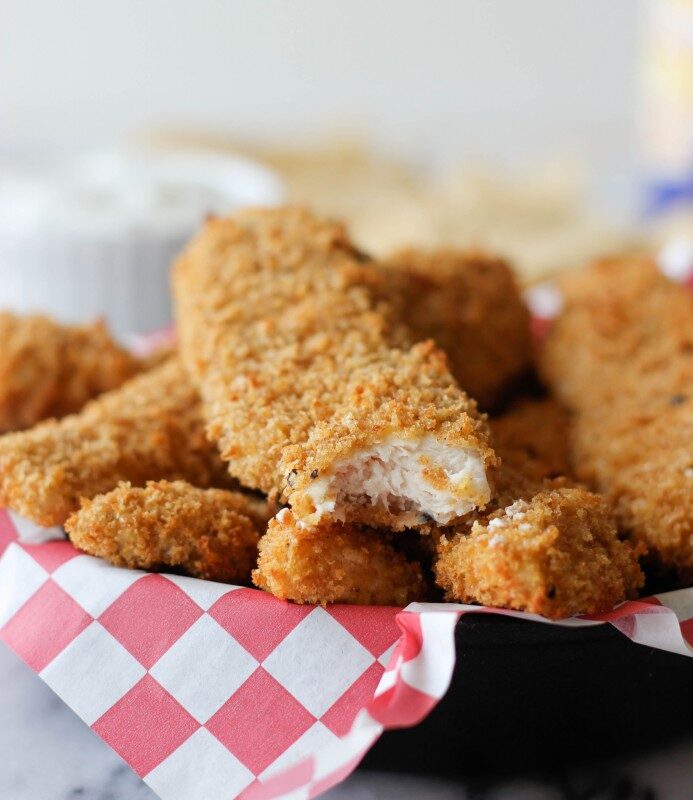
[[2, 0, 640, 166]]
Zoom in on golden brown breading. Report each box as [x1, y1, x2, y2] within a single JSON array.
[[66, 481, 261, 583], [0, 313, 142, 433], [174, 207, 497, 531], [434, 487, 644, 619], [383, 248, 531, 410], [0, 358, 234, 527], [540, 256, 693, 580], [253, 509, 424, 605], [490, 397, 572, 481]]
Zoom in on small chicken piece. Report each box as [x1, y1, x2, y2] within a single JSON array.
[[490, 397, 572, 481], [0, 313, 143, 433], [174, 207, 496, 532], [0, 358, 234, 527], [66, 481, 262, 583], [253, 509, 424, 606], [383, 248, 532, 410], [435, 488, 644, 619]]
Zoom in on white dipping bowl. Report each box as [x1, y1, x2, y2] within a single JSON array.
[[0, 149, 285, 337]]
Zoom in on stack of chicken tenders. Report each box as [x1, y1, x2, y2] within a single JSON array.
[[1, 207, 690, 619]]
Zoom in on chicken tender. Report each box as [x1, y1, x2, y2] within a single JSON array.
[[66, 481, 261, 583], [253, 509, 424, 605], [383, 249, 531, 410], [0, 358, 234, 527], [174, 207, 496, 531], [0, 313, 142, 433], [540, 256, 693, 581], [434, 487, 644, 619]]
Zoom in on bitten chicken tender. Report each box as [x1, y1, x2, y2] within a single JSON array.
[[434, 487, 644, 619], [383, 249, 532, 410], [174, 207, 496, 531], [253, 509, 424, 605], [540, 256, 693, 581], [0, 358, 234, 527], [66, 481, 261, 583], [0, 313, 142, 433]]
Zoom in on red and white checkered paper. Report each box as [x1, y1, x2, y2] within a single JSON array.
[[1, 511, 692, 800]]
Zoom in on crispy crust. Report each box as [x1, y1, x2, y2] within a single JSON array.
[[0, 358, 234, 526], [434, 487, 644, 619], [253, 510, 424, 605], [383, 248, 531, 409], [540, 257, 693, 580], [0, 313, 142, 433], [66, 480, 261, 583], [174, 207, 496, 529]]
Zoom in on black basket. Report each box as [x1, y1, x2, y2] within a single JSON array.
[[362, 613, 693, 777]]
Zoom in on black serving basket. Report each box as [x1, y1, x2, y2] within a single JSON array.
[[361, 613, 693, 778]]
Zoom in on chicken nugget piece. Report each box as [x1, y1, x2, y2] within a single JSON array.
[[490, 397, 572, 481], [435, 488, 644, 619], [383, 248, 531, 410], [174, 207, 496, 531], [253, 509, 424, 605], [0, 358, 234, 527], [540, 256, 693, 580], [0, 313, 142, 433], [66, 481, 261, 583]]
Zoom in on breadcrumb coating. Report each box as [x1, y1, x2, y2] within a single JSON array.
[[383, 248, 531, 410], [0, 358, 234, 527], [540, 256, 693, 581], [253, 509, 424, 605], [174, 207, 496, 530], [434, 487, 644, 619], [0, 313, 142, 433], [66, 481, 261, 583]]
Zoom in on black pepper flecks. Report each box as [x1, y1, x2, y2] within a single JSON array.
[[310, 469, 319, 479], [669, 394, 687, 406]]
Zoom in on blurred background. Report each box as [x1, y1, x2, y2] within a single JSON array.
[[1, 0, 691, 333]]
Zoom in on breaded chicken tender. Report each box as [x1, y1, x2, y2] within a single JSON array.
[[434, 487, 644, 619], [66, 481, 261, 583], [0, 313, 142, 433], [540, 256, 693, 581], [174, 207, 496, 531], [0, 359, 234, 527], [253, 509, 424, 605], [383, 249, 531, 410]]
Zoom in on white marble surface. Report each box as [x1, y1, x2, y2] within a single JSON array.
[[2, 642, 692, 800]]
